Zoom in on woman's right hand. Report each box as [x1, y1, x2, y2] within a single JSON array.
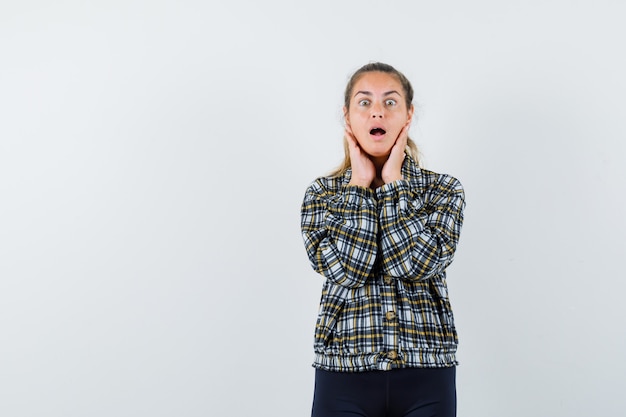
[[345, 125, 375, 187]]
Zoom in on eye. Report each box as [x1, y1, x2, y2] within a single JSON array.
[[385, 99, 397, 106], [358, 99, 370, 106]]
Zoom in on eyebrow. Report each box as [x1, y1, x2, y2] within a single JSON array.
[[354, 90, 402, 97]]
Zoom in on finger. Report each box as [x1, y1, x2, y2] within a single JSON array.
[[345, 122, 356, 140], [346, 128, 363, 152], [389, 132, 408, 162], [399, 123, 410, 141], [397, 125, 409, 150], [394, 125, 408, 146], [345, 120, 353, 134], [345, 130, 357, 150]]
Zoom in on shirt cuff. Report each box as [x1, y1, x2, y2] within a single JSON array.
[[375, 179, 409, 199]]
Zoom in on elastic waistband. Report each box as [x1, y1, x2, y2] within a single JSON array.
[[313, 349, 458, 372]]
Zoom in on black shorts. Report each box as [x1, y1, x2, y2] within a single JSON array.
[[311, 366, 456, 417]]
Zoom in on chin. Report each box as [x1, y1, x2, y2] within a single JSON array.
[[365, 152, 391, 159], [363, 146, 392, 159]]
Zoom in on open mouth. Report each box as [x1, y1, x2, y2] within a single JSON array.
[[370, 128, 386, 136]]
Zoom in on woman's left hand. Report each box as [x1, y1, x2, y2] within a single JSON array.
[[381, 122, 409, 184]]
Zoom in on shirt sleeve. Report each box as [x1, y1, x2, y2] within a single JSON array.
[[301, 181, 379, 289], [377, 176, 465, 281]]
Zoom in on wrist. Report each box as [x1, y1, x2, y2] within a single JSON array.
[[348, 178, 372, 187], [382, 173, 403, 184]]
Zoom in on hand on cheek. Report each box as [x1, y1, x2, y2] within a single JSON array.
[[346, 124, 376, 187], [381, 122, 410, 184]]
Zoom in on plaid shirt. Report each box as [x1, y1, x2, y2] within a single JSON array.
[[301, 156, 465, 372]]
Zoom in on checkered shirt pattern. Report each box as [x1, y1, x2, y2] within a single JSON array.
[[301, 156, 465, 372]]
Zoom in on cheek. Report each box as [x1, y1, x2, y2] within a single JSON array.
[[348, 112, 368, 129]]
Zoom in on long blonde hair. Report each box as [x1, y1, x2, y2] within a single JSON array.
[[330, 62, 420, 177]]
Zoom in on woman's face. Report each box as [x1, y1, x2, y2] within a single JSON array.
[[345, 71, 414, 160]]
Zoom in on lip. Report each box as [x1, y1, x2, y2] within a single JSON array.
[[369, 124, 387, 140]]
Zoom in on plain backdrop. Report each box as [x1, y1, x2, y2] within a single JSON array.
[[1, 1, 625, 416]]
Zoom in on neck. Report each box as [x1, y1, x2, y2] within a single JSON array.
[[369, 156, 386, 189], [370, 177, 385, 188], [371, 155, 387, 172]]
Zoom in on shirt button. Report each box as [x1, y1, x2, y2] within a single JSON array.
[[386, 311, 396, 320], [387, 350, 398, 360], [383, 277, 393, 285]]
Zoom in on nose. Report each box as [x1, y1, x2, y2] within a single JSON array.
[[371, 104, 384, 118]]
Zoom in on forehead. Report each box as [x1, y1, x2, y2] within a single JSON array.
[[352, 71, 403, 96]]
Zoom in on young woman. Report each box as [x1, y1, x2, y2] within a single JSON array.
[[301, 62, 466, 417]]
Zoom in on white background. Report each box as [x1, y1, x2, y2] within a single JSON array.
[[1, 1, 625, 416]]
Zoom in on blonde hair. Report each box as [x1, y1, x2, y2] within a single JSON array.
[[330, 62, 421, 177]]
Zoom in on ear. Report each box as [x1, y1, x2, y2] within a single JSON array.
[[343, 106, 350, 126], [407, 105, 415, 125]]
